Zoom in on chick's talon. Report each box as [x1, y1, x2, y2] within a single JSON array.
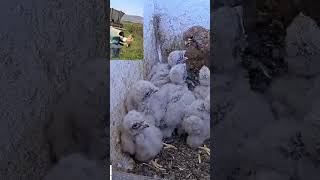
[[199, 145, 210, 155], [163, 143, 177, 150], [150, 159, 165, 171], [198, 153, 202, 163]]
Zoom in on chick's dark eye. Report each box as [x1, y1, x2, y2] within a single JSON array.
[[132, 123, 140, 129], [145, 91, 151, 98]]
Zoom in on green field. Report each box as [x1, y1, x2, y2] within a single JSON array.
[[111, 21, 143, 60]]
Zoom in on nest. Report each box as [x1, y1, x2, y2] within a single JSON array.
[[130, 134, 210, 180]]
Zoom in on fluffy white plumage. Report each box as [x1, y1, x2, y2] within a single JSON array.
[[193, 66, 210, 100], [125, 80, 175, 128], [182, 115, 209, 148], [169, 63, 188, 84], [124, 60, 209, 146], [159, 64, 196, 137], [162, 86, 196, 137], [193, 86, 209, 100], [182, 99, 210, 148], [125, 80, 159, 113], [137, 85, 171, 127], [129, 63, 194, 138], [199, 66, 210, 86], [167, 50, 188, 67], [185, 99, 210, 122], [148, 63, 171, 88], [120, 110, 163, 162]]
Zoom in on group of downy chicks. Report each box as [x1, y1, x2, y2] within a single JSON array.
[[120, 51, 210, 166]]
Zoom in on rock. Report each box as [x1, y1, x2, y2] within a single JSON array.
[[110, 61, 145, 170]]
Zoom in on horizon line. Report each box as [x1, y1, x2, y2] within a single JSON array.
[[110, 7, 143, 17]]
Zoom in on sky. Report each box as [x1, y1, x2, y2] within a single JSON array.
[[110, 0, 144, 17]]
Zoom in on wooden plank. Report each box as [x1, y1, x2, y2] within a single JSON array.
[[112, 171, 168, 180]]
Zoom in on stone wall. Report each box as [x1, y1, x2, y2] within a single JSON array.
[[0, 0, 106, 179], [110, 60, 144, 170]]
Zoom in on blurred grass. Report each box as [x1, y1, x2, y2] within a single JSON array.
[[111, 21, 143, 60]]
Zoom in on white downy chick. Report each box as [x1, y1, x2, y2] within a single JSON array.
[[169, 63, 188, 84], [137, 83, 172, 127], [160, 64, 196, 138], [120, 110, 163, 162], [168, 50, 188, 67], [125, 80, 159, 113], [163, 87, 196, 137], [185, 99, 210, 122], [148, 63, 170, 88], [193, 66, 210, 100], [182, 99, 210, 148], [135, 65, 187, 128], [182, 115, 209, 148], [199, 66, 210, 86]]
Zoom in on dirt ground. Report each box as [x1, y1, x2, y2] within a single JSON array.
[[131, 134, 210, 180]]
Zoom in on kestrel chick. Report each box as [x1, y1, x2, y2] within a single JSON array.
[[125, 80, 159, 113], [169, 63, 188, 85], [182, 115, 210, 148], [168, 50, 188, 67], [148, 63, 171, 88], [193, 66, 210, 100], [121, 110, 163, 162]]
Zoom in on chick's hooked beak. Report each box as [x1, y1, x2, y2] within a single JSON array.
[[141, 121, 149, 129], [153, 88, 159, 94], [143, 88, 158, 101], [185, 37, 193, 47]]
